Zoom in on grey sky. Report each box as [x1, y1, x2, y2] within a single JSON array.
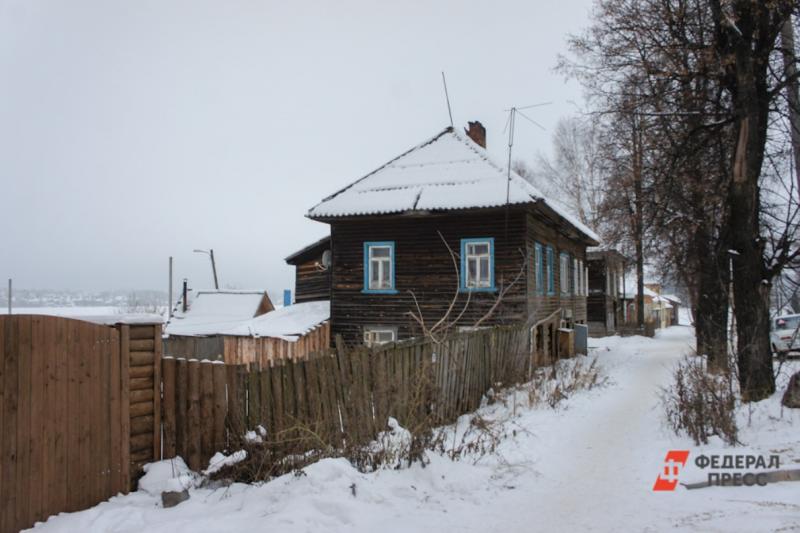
[[1, 0, 593, 299]]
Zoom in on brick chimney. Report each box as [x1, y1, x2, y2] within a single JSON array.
[[465, 121, 486, 148]]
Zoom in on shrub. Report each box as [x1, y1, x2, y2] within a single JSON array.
[[661, 355, 739, 445]]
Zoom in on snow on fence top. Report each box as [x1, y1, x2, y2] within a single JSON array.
[[307, 126, 599, 244]]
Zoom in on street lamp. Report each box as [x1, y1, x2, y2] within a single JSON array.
[[193, 249, 219, 290]]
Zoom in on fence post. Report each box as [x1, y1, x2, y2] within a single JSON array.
[[152, 325, 162, 462], [161, 357, 177, 459]]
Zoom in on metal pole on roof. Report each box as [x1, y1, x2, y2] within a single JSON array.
[[441, 72, 454, 128], [504, 107, 516, 238]]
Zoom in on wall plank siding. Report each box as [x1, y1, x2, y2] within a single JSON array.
[[328, 206, 591, 345]]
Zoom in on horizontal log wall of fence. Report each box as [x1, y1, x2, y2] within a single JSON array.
[[161, 324, 535, 471], [125, 324, 162, 478]]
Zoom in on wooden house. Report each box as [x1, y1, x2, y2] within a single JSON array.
[[285, 235, 331, 303], [646, 283, 674, 329], [305, 122, 599, 348], [662, 294, 682, 325], [586, 249, 627, 337]]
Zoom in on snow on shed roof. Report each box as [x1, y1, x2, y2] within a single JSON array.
[[285, 235, 330, 265], [307, 127, 599, 244], [165, 290, 270, 337], [623, 285, 660, 300], [225, 300, 330, 341]]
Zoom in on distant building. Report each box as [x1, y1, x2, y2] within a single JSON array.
[[163, 289, 329, 365], [586, 249, 627, 337]]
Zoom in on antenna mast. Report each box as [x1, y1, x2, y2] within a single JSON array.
[[441, 72, 454, 128]]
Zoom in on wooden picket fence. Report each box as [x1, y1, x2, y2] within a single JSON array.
[[162, 324, 533, 471]]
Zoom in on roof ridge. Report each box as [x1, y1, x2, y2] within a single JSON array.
[[306, 126, 454, 217]]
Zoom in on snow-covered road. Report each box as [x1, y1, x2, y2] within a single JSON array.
[[29, 326, 800, 532]]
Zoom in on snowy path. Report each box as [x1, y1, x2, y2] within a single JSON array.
[[29, 327, 800, 533]]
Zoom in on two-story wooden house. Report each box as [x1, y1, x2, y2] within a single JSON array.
[[304, 122, 599, 346]]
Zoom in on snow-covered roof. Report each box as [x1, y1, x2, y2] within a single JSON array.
[[661, 294, 682, 304], [285, 235, 330, 264], [623, 285, 659, 300], [165, 290, 270, 337], [225, 300, 330, 341], [307, 127, 599, 244]]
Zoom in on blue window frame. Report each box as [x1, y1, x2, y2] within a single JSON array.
[[460, 238, 496, 292], [546, 246, 555, 295], [534, 242, 544, 295], [363, 241, 397, 294]]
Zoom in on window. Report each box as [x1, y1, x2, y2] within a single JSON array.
[[460, 238, 495, 291], [364, 327, 396, 346], [363, 242, 397, 293], [560, 252, 570, 295], [546, 246, 555, 295], [573, 258, 580, 296], [534, 243, 544, 294]]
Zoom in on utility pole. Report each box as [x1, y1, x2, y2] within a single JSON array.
[[7, 279, 11, 314], [631, 105, 645, 329], [168, 257, 173, 318], [193, 249, 219, 290], [210, 249, 219, 290]]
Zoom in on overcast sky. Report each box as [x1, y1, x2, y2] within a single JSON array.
[[1, 0, 594, 300]]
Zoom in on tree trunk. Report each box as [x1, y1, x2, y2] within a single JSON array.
[[695, 240, 729, 370], [719, 1, 779, 402], [730, 111, 774, 399]]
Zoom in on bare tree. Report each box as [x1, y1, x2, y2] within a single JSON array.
[[405, 232, 528, 344], [517, 115, 608, 234]]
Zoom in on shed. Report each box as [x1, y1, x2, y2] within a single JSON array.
[[285, 235, 331, 303]]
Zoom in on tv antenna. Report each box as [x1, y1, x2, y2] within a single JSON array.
[[502, 101, 552, 235], [441, 72, 454, 128]]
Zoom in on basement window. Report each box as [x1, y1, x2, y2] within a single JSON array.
[[460, 238, 495, 291], [363, 242, 397, 294], [364, 327, 397, 346]]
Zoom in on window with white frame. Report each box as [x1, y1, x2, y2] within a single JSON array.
[[363, 327, 396, 346], [461, 238, 494, 290], [560, 252, 570, 295], [364, 242, 395, 292]]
